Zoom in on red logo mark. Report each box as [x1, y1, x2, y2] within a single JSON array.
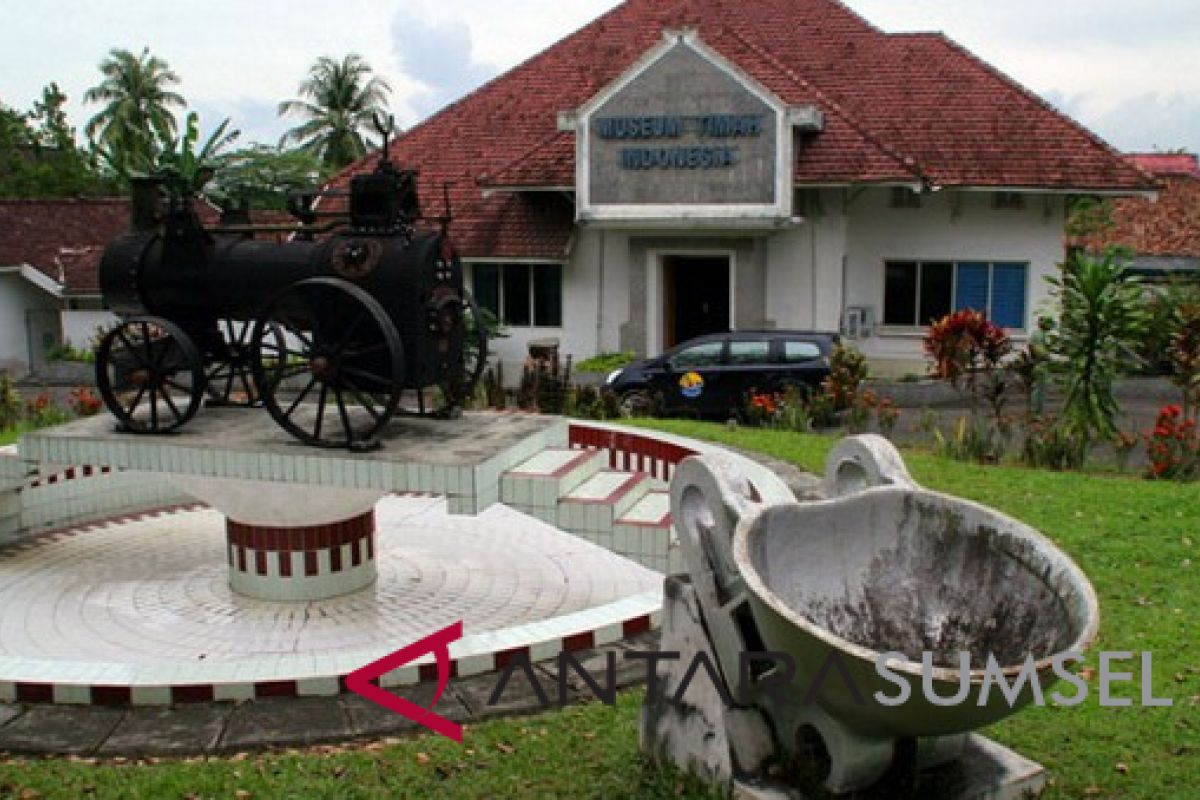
[[345, 620, 463, 742]]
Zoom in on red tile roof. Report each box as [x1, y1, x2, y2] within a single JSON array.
[[0, 199, 129, 291], [1127, 153, 1200, 180], [0, 197, 258, 296], [1074, 176, 1200, 259], [330, 0, 1153, 258]]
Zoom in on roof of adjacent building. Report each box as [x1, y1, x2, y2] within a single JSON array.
[[1126, 153, 1200, 180], [0, 198, 130, 295], [1074, 154, 1200, 259], [0, 198, 281, 296], [329, 0, 1153, 259]]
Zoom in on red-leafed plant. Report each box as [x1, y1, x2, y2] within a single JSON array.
[[924, 310, 1011, 392]]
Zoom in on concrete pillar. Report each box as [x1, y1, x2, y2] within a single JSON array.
[[225, 509, 377, 601]]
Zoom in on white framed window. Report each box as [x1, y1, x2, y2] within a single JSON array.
[[472, 263, 563, 327], [883, 260, 1028, 329]]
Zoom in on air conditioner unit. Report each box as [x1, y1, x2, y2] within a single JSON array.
[[844, 306, 875, 339]]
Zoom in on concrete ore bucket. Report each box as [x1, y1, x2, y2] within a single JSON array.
[[642, 435, 1099, 798]]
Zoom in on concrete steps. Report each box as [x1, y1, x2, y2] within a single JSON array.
[[500, 447, 608, 526], [613, 490, 680, 574], [500, 447, 683, 573], [558, 469, 652, 533]]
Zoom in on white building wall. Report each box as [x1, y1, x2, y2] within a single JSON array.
[[0, 276, 59, 376], [844, 188, 1065, 375], [473, 188, 1067, 381], [62, 309, 116, 349], [765, 190, 848, 332]]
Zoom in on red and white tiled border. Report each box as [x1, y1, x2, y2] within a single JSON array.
[[0, 584, 662, 706]]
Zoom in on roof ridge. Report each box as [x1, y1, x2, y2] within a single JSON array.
[[718, 23, 925, 183], [925, 32, 1156, 188]]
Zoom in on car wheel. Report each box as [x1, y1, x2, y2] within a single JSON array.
[[619, 389, 654, 417]]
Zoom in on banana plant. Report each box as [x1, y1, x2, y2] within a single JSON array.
[[154, 111, 240, 198]]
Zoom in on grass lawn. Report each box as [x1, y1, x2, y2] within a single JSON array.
[[0, 421, 1196, 798], [0, 423, 36, 448]]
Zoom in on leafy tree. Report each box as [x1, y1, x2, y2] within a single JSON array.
[[277, 54, 392, 169], [84, 47, 186, 176], [1168, 295, 1200, 418], [207, 144, 328, 210], [1046, 249, 1148, 461], [0, 85, 115, 197]]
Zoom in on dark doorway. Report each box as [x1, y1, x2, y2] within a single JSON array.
[[663, 255, 730, 348]]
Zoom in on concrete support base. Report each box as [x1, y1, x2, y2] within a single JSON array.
[[226, 510, 376, 601], [640, 578, 1046, 799]]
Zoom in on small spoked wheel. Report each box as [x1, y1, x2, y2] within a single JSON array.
[[204, 319, 285, 407], [95, 317, 205, 433], [251, 277, 404, 450], [437, 289, 489, 416]]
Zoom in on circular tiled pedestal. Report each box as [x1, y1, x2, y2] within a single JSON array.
[[225, 510, 376, 600]]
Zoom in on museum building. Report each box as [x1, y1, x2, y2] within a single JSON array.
[[332, 0, 1153, 375]]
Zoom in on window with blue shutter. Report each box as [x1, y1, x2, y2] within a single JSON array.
[[990, 263, 1027, 329], [883, 260, 1030, 330], [954, 262, 989, 313]]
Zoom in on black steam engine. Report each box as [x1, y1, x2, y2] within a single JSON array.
[[95, 150, 486, 450]]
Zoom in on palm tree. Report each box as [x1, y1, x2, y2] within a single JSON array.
[[84, 47, 185, 174], [277, 54, 392, 170]]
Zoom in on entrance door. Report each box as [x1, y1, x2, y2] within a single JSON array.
[[662, 255, 730, 348]]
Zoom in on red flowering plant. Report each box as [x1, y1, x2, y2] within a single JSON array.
[[24, 391, 69, 428], [1146, 405, 1199, 481], [744, 388, 781, 426], [68, 386, 103, 417], [874, 395, 900, 438]]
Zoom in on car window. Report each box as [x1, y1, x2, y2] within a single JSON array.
[[669, 341, 724, 369], [783, 340, 822, 363], [728, 340, 772, 365]]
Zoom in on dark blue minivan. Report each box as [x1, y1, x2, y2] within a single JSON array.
[[604, 330, 839, 417]]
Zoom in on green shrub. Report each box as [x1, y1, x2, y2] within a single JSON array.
[[1047, 249, 1148, 463], [822, 342, 868, 411], [44, 343, 95, 363], [574, 351, 636, 374], [0, 376, 22, 430]]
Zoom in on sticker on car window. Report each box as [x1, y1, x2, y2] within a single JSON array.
[[679, 371, 705, 399]]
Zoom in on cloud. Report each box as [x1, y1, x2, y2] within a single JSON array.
[[190, 97, 285, 149], [1085, 92, 1200, 154], [391, 14, 498, 118]]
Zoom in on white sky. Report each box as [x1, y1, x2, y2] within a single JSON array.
[[3, 1, 1198, 155]]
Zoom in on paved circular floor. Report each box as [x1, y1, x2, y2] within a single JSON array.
[[0, 495, 660, 666]]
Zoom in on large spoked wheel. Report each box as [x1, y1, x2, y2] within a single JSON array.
[[437, 289, 489, 415], [251, 277, 404, 450], [204, 319, 285, 407], [95, 317, 205, 434]]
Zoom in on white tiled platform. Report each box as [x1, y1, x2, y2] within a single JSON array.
[[0, 495, 661, 701], [19, 410, 567, 516]]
